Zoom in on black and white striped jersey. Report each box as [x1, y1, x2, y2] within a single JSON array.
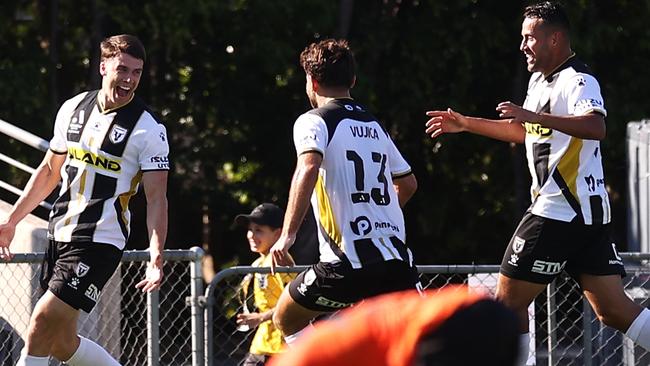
[[48, 90, 170, 249], [522, 55, 610, 225], [293, 98, 413, 269]]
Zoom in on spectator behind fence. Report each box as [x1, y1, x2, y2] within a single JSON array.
[[0, 34, 169, 366], [234, 203, 296, 365], [267, 286, 519, 366]]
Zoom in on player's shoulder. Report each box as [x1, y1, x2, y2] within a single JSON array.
[[58, 90, 95, 112], [307, 99, 375, 123], [131, 97, 165, 129]]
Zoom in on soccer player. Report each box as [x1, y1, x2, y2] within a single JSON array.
[[425, 2, 650, 364], [234, 203, 295, 365], [267, 287, 520, 366], [0, 34, 169, 366], [269, 38, 420, 345]]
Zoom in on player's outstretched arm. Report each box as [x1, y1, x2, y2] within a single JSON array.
[[425, 108, 525, 144], [0, 150, 65, 260], [136, 170, 168, 292]]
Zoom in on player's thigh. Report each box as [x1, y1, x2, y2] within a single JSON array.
[[580, 274, 642, 331], [273, 285, 324, 336], [27, 291, 79, 352], [496, 274, 546, 311]]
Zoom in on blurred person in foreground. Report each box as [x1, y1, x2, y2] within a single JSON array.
[[0, 34, 169, 366], [425, 2, 650, 364], [267, 286, 519, 366], [234, 203, 295, 365], [269, 38, 420, 346]]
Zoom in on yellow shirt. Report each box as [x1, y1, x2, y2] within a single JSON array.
[[243, 254, 295, 355]]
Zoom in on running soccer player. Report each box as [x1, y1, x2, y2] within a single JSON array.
[[0, 34, 169, 366], [269, 38, 420, 345], [425, 2, 650, 364]]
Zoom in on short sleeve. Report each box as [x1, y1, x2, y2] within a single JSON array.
[[385, 133, 411, 178], [566, 74, 607, 117], [139, 123, 170, 171], [293, 113, 328, 156], [49, 93, 87, 153]]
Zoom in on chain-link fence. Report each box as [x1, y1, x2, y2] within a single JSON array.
[[204, 255, 650, 366], [0, 247, 204, 366]]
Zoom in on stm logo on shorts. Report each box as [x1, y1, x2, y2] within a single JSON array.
[[531, 260, 567, 275], [85, 284, 101, 302]]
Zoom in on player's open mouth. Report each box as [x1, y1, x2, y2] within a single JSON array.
[[116, 85, 131, 98]]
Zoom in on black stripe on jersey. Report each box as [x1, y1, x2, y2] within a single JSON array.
[[114, 199, 129, 241], [72, 173, 118, 240], [353, 238, 384, 266], [532, 143, 551, 187], [590, 195, 604, 225], [48, 165, 78, 235], [100, 97, 147, 157], [307, 99, 379, 146], [552, 169, 584, 224], [546, 55, 596, 82], [67, 91, 99, 143], [392, 170, 413, 179], [389, 236, 409, 264]]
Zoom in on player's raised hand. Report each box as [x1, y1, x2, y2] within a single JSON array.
[[496, 101, 536, 123], [425, 108, 468, 138], [0, 222, 16, 261], [136, 250, 163, 292]]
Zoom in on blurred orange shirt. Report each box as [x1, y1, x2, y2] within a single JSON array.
[[267, 286, 485, 366]]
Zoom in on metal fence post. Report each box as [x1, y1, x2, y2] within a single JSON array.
[[583, 296, 593, 366], [147, 289, 160, 366], [547, 281, 556, 366], [190, 247, 205, 366]]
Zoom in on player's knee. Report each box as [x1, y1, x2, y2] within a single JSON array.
[[27, 309, 58, 345], [50, 333, 78, 362], [272, 308, 286, 334]]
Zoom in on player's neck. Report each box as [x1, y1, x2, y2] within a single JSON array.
[[315, 92, 352, 108]]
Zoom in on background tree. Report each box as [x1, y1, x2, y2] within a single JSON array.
[[1, 0, 648, 272]]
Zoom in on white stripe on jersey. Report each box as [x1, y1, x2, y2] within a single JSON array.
[[48, 91, 169, 249], [294, 99, 413, 269], [523, 56, 610, 224]]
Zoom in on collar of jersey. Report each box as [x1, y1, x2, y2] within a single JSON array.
[[544, 52, 576, 82]]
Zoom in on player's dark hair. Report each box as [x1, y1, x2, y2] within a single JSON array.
[[413, 299, 520, 366], [100, 34, 146, 62], [523, 1, 571, 34], [300, 39, 355, 89]]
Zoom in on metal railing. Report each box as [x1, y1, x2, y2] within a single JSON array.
[[0, 118, 52, 210], [0, 247, 205, 366], [203, 255, 650, 366]]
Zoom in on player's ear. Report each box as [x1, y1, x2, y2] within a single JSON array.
[[99, 60, 107, 77]]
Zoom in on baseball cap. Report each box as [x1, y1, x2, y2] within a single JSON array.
[[234, 203, 284, 229]]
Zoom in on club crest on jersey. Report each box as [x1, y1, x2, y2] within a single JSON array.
[[76, 262, 91, 277], [512, 236, 526, 254], [109, 125, 128, 144]]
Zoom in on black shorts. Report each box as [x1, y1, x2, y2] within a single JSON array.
[[500, 212, 626, 284], [40, 240, 123, 312], [288, 259, 420, 312]]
